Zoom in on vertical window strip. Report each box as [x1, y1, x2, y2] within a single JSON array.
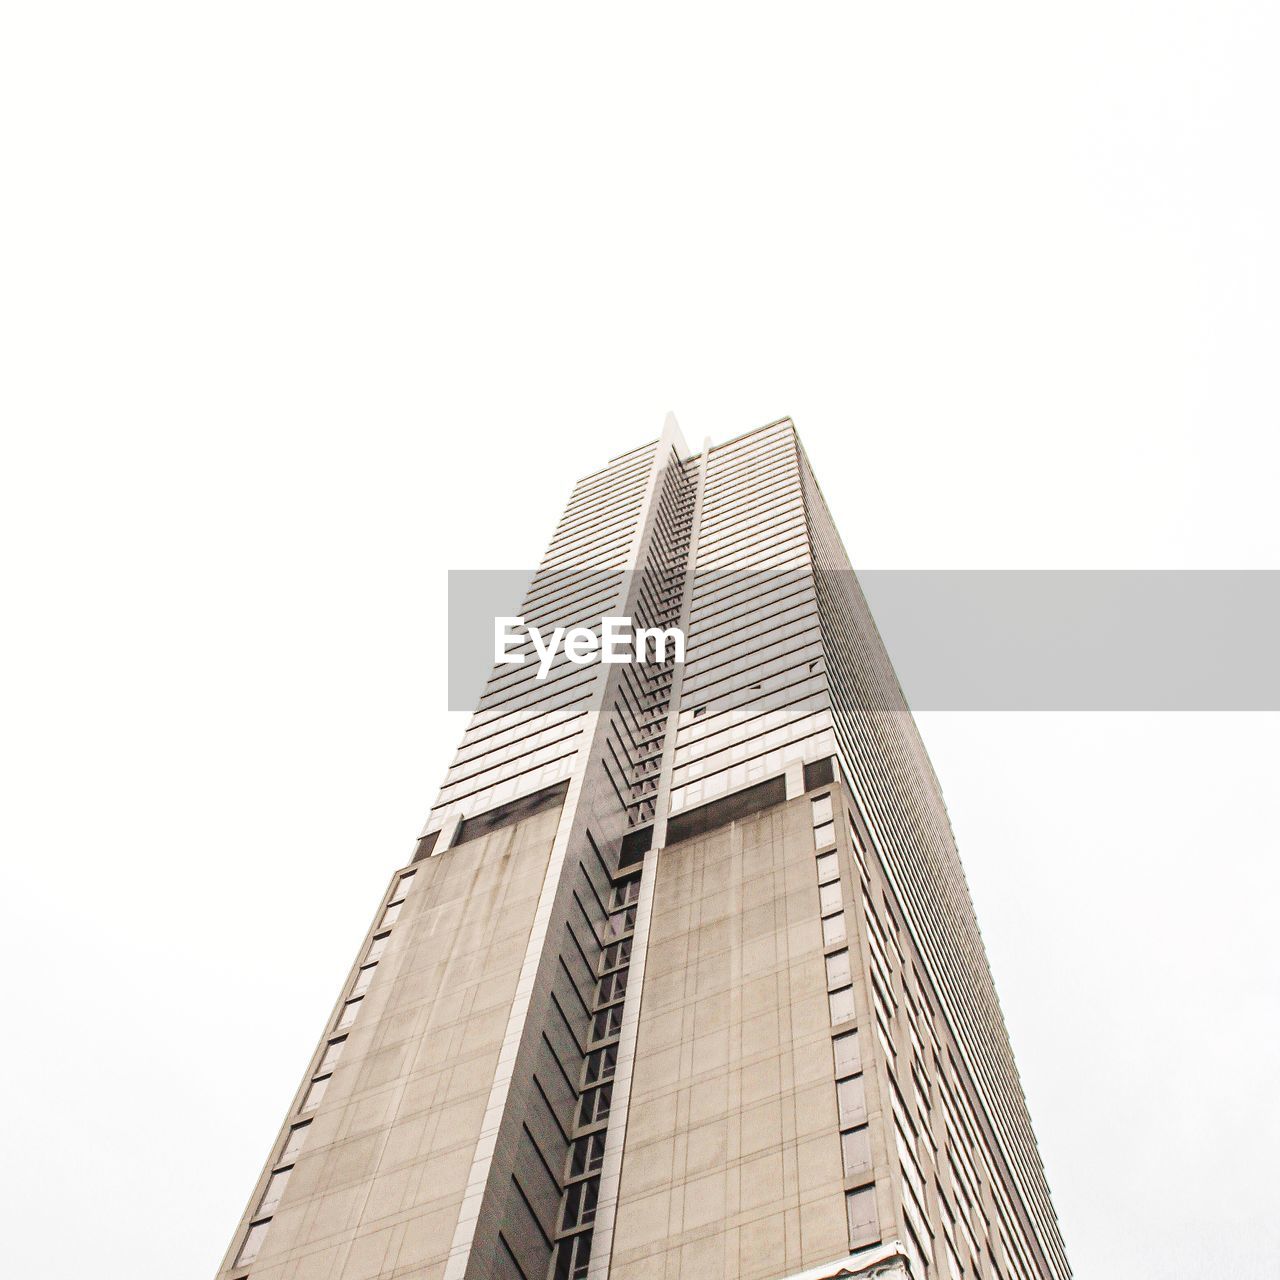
[[551, 864, 643, 1280]]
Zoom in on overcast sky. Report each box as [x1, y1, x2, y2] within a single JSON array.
[[2, 4, 1278, 1279]]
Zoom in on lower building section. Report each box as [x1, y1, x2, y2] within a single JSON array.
[[221, 759, 1054, 1280], [603, 769, 1051, 1280], [610, 796, 854, 1279]]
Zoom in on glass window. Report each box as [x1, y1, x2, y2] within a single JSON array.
[[257, 1164, 293, 1216], [811, 794, 833, 825], [281, 1121, 311, 1163], [590, 1005, 624, 1042], [829, 986, 856, 1025], [337, 998, 363, 1030], [563, 1176, 600, 1229], [552, 1228, 593, 1280], [584, 1043, 618, 1086], [837, 1074, 867, 1127], [366, 933, 390, 964], [301, 1075, 330, 1112], [351, 963, 376, 997], [819, 881, 843, 914], [822, 912, 847, 946], [834, 1030, 862, 1077], [813, 821, 836, 848], [825, 949, 852, 988], [603, 905, 637, 940], [842, 1125, 872, 1177], [611, 877, 641, 909], [578, 1082, 613, 1127], [847, 1184, 880, 1248], [569, 1131, 606, 1178], [317, 1037, 346, 1074], [235, 1220, 271, 1268], [600, 968, 629, 1004], [380, 900, 403, 928], [816, 852, 840, 884]]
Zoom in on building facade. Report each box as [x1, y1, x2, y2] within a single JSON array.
[[218, 417, 1070, 1280]]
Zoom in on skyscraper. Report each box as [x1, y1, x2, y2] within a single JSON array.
[[218, 417, 1069, 1280]]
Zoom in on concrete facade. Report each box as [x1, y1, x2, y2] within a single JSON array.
[[612, 800, 849, 1279], [217, 803, 563, 1279], [218, 418, 1069, 1280]]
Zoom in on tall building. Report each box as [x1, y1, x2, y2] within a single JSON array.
[[218, 417, 1069, 1280]]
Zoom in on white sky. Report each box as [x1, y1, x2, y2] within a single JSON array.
[[2, 4, 1278, 1278]]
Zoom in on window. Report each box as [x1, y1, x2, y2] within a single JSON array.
[[823, 912, 847, 946], [281, 1121, 311, 1163], [390, 871, 415, 903], [842, 1125, 872, 1177], [596, 969, 628, 1005], [301, 1075, 330, 1112], [825, 949, 852, 988], [366, 932, 390, 964], [257, 1164, 293, 1216], [351, 963, 376, 997], [337, 998, 363, 1030], [602, 938, 632, 969], [578, 1083, 613, 1127], [837, 1074, 867, 1127], [829, 986, 856, 1024], [380, 900, 403, 928], [235, 1220, 271, 1268], [816, 852, 840, 885], [317, 1037, 346, 1074], [568, 1132, 606, 1177], [590, 1005, 624, 1042], [834, 1030, 862, 1077], [846, 1184, 880, 1248], [603, 906, 637, 940], [819, 881, 843, 914], [562, 1176, 600, 1229], [611, 877, 641, 909], [811, 794, 834, 825], [584, 1044, 618, 1086], [552, 1228, 593, 1280], [813, 821, 836, 849]]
